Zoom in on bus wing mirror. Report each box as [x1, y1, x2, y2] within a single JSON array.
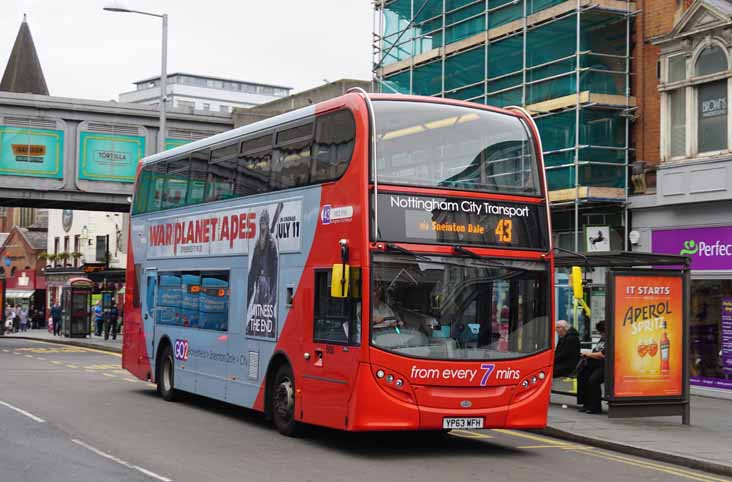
[[570, 266, 583, 299], [331, 264, 350, 299]]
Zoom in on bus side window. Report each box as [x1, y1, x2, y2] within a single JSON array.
[[161, 156, 190, 210], [312, 110, 355, 183], [313, 270, 348, 344], [187, 149, 208, 206], [239, 134, 273, 196], [273, 121, 313, 190], [313, 269, 360, 345], [208, 143, 238, 202]]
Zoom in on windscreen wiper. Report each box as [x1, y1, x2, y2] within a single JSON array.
[[452, 245, 528, 272], [453, 245, 482, 259], [384, 243, 432, 261]]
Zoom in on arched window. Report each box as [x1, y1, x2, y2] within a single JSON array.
[[695, 45, 728, 76], [695, 44, 729, 153]]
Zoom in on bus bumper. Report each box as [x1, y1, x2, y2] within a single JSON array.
[[347, 363, 551, 431]]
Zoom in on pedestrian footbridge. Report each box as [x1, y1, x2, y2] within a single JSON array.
[[0, 92, 231, 212]]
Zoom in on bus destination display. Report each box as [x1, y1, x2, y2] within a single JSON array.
[[376, 193, 547, 250]]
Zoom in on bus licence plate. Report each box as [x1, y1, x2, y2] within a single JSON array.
[[442, 417, 484, 429]]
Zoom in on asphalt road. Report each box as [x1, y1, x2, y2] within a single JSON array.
[[0, 338, 728, 482]]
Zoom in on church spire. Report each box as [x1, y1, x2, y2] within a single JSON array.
[[0, 15, 49, 95]]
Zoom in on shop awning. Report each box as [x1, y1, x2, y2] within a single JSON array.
[[6, 289, 35, 299]]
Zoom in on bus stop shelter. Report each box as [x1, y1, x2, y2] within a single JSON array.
[[552, 250, 692, 424]]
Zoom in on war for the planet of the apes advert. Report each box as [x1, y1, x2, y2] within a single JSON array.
[[145, 199, 302, 339], [245, 200, 302, 340]]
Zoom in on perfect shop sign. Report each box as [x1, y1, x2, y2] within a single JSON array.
[[652, 226, 732, 270]]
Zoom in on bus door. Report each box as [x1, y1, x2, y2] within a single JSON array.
[[143, 268, 158, 360], [301, 268, 361, 429], [193, 275, 229, 401]]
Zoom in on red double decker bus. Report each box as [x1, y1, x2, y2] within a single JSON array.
[[123, 91, 554, 435]]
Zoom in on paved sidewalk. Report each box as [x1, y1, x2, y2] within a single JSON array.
[[2, 328, 122, 353], [543, 393, 732, 477]]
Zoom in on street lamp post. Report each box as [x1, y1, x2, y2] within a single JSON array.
[[104, 3, 168, 153]]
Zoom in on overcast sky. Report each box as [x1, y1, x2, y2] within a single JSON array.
[[1, 0, 373, 101]]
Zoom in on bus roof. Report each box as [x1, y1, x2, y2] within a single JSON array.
[[140, 93, 526, 167], [141, 102, 317, 167]]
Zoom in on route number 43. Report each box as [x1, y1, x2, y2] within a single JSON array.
[[495, 219, 512, 243]]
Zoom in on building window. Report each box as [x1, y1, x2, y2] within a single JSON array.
[[96, 236, 108, 264], [74, 235, 80, 267], [202, 103, 210, 111], [698, 79, 727, 153], [662, 42, 731, 161], [54, 237, 60, 255]]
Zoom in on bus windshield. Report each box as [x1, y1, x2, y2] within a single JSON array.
[[373, 100, 540, 196], [371, 253, 550, 361]]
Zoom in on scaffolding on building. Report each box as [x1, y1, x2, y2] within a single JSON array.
[[373, 0, 636, 252]]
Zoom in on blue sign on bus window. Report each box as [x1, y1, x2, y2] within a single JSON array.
[[158, 274, 181, 325], [181, 274, 201, 328], [200, 277, 229, 331]]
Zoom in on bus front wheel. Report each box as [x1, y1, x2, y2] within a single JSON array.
[[271, 364, 302, 436], [157, 344, 178, 402]]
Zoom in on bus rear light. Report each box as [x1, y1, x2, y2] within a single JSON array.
[[376, 369, 385, 379]]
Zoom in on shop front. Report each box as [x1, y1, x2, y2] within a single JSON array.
[[6, 269, 46, 328], [651, 226, 732, 394], [631, 191, 732, 398]]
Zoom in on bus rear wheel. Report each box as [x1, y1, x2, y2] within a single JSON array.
[[157, 344, 178, 402], [271, 364, 303, 436]]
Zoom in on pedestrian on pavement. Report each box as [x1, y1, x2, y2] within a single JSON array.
[[576, 320, 606, 414], [51, 302, 63, 336], [19, 306, 28, 332], [553, 320, 581, 378], [13, 305, 20, 333], [104, 301, 119, 341], [94, 300, 104, 337], [6, 305, 16, 333]]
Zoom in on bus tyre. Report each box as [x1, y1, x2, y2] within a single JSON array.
[[157, 345, 178, 402], [271, 364, 302, 436]]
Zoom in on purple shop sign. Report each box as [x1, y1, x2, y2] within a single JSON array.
[[723, 297, 732, 375], [652, 226, 732, 270], [691, 377, 732, 390]]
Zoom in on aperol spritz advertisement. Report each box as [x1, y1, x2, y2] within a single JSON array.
[[612, 273, 684, 398]]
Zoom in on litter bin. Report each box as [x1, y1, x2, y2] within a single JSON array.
[[62, 278, 93, 338]]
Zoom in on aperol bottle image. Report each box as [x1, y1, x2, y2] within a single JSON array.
[[660, 321, 670, 376]]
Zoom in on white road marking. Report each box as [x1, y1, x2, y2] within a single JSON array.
[[71, 439, 172, 482], [0, 400, 45, 423]]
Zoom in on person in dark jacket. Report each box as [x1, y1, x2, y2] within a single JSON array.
[[576, 320, 606, 414], [104, 301, 119, 341], [554, 320, 581, 378], [51, 303, 62, 336]]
